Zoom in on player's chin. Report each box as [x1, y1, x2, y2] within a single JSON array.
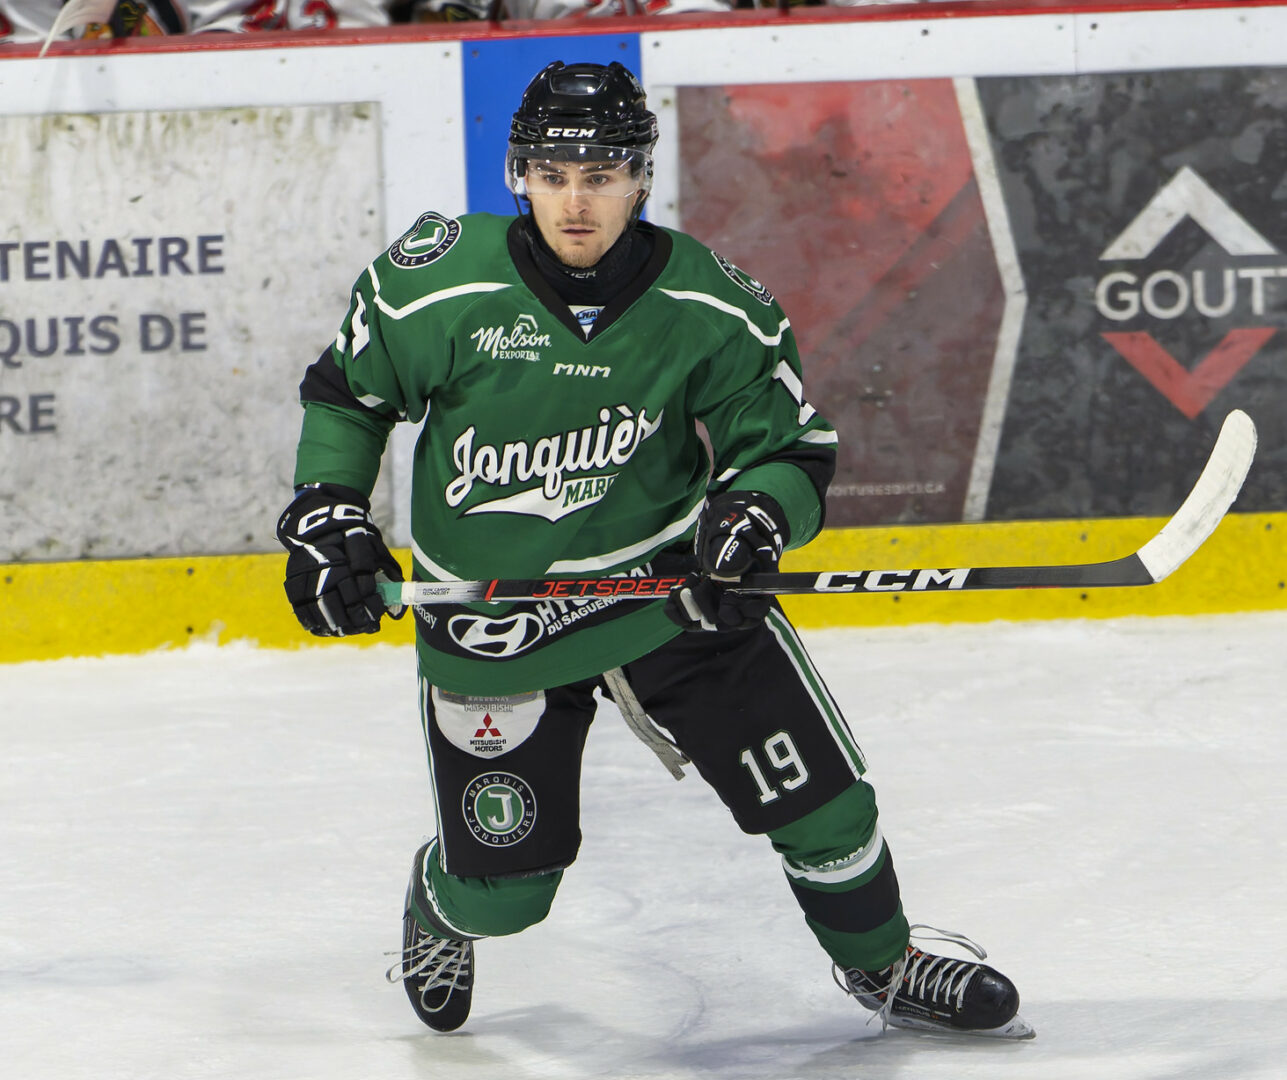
[[557, 241, 603, 267]]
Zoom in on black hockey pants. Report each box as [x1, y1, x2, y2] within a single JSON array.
[[412, 606, 910, 970]]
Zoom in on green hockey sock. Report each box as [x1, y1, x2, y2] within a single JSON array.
[[768, 783, 910, 971], [415, 840, 564, 939]]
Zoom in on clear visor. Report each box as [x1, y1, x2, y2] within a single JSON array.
[[506, 144, 653, 200]]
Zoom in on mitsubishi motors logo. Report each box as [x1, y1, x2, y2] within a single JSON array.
[[1095, 166, 1280, 418], [431, 686, 543, 760]]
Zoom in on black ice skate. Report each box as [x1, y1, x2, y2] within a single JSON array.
[[835, 924, 1034, 1040], [385, 843, 475, 1032]]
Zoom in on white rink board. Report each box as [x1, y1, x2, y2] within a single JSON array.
[[1071, 5, 1287, 73], [0, 104, 382, 560], [640, 13, 1076, 88], [0, 41, 463, 554], [0, 42, 465, 239]]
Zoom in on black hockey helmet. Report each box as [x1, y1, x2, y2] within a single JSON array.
[[506, 61, 658, 207], [510, 61, 658, 152]]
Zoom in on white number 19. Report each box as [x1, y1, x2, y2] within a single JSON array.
[[739, 731, 810, 805]]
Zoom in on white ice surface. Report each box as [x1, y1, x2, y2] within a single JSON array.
[[2, 613, 1285, 1080]]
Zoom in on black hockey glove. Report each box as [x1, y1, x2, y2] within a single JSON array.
[[276, 483, 405, 637], [664, 491, 788, 633]]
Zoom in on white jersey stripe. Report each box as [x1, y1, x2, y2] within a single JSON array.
[[411, 537, 462, 581], [545, 494, 705, 574], [660, 288, 791, 346], [413, 495, 704, 578], [373, 277, 511, 320]]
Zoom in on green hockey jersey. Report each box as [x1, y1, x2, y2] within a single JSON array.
[[293, 212, 837, 694]]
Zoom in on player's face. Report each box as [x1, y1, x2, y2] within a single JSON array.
[[525, 160, 641, 268]]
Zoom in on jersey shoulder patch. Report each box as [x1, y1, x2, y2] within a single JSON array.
[[711, 250, 775, 306], [369, 212, 517, 315], [389, 211, 461, 268]]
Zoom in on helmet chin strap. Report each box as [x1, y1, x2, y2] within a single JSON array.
[[628, 189, 650, 225]]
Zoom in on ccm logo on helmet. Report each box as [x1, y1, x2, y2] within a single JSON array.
[[544, 126, 597, 138]]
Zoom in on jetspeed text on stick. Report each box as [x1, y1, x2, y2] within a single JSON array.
[[528, 576, 687, 599]]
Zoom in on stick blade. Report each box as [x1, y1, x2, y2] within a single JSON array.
[[1136, 409, 1257, 583]]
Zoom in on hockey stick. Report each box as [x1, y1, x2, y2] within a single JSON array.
[[379, 409, 1256, 607]]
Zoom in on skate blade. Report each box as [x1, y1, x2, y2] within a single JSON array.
[[889, 1012, 1036, 1040]]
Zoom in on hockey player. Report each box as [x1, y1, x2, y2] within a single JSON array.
[[276, 60, 1033, 1041]]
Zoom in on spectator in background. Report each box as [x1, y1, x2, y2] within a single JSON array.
[[403, 0, 1006, 14], [3, 0, 995, 43], [407, 0, 730, 21], [826, 0, 981, 7], [1, 0, 51, 40], [0, 0, 389, 46], [2, 0, 188, 42], [189, 0, 389, 32]]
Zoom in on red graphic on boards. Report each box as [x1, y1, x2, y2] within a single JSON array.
[[1101, 329, 1275, 420]]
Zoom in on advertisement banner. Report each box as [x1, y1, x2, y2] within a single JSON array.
[[0, 103, 383, 561], [677, 79, 1005, 528], [976, 67, 1287, 519]]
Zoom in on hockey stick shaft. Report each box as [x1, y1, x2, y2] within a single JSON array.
[[380, 409, 1256, 607]]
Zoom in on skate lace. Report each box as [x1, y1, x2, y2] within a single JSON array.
[[833, 923, 988, 1030], [384, 933, 471, 1014]]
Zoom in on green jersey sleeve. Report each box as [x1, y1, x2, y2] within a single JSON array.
[[293, 213, 512, 493], [665, 238, 838, 548]]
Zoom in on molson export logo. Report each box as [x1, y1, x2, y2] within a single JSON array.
[[470, 313, 552, 361], [1095, 166, 1281, 419]]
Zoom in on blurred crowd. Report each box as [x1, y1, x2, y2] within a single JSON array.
[[0, 0, 994, 46]]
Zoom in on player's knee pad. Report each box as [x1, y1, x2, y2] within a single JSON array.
[[768, 779, 881, 867]]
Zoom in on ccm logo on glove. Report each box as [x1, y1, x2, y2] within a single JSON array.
[[295, 502, 370, 535], [276, 483, 405, 637], [664, 491, 788, 633]]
